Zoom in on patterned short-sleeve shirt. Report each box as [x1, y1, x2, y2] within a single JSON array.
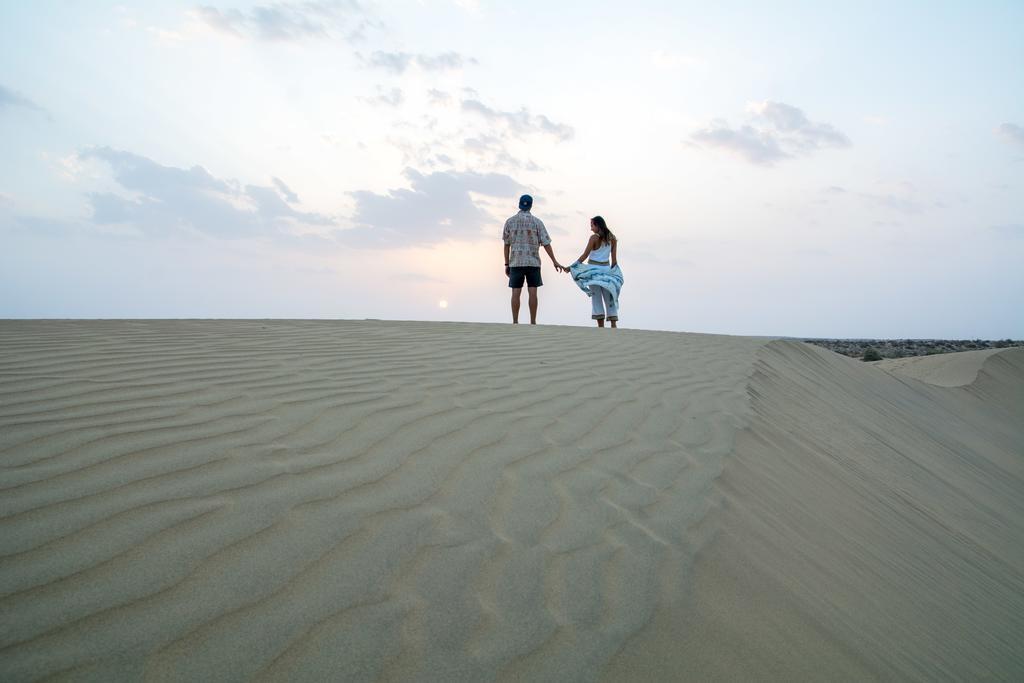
[[502, 211, 551, 268]]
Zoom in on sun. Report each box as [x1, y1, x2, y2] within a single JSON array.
[[438, 299, 448, 309]]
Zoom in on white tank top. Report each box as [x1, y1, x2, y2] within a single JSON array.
[[590, 240, 612, 263]]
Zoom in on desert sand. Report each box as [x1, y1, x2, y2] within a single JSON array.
[[1, 320, 1022, 681]]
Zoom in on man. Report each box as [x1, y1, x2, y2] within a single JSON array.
[[503, 194, 564, 324]]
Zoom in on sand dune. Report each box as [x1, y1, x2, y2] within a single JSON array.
[[875, 347, 1006, 387], [1, 321, 1021, 681]]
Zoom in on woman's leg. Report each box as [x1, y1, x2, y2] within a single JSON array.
[[604, 289, 618, 328], [590, 285, 606, 326]]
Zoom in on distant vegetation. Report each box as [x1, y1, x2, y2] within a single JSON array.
[[804, 339, 1024, 360], [861, 348, 883, 362]]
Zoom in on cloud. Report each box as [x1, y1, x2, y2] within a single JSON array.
[[690, 101, 849, 165], [79, 147, 332, 238], [748, 101, 850, 150], [362, 87, 404, 107], [345, 168, 525, 246], [463, 134, 542, 171], [811, 185, 847, 204], [194, 1, 371, 42], [864, 194, 923, 214], [362, 50, 476, 74], [382, 96, 559, 172], [461, 99, 574, 142], [996, 123, 1024, 147], [691, 123, 790, 165], [0, 84, 47, 116], [272, 177, 299, 203], [427, 89, 452, 105], [858, 180, 927, 215], [386, 135, 456, 169]]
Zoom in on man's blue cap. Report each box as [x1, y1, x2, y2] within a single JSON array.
[[519, 194, 533, 211]]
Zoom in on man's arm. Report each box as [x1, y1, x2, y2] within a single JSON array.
[[537, 220, 564, 272], [503, 220, 511, 274], [543, 244, 564, 272]]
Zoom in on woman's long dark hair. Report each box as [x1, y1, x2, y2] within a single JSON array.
[[591, 216, 616, 245]]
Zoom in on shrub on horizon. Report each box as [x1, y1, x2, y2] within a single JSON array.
[[862, 348, 883, 362]]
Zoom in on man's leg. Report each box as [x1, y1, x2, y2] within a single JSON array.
[[527, 287, 538, 324], [511, 287, 522, 323]]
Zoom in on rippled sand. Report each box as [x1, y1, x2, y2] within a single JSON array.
[[1, 321, 1022, 681]]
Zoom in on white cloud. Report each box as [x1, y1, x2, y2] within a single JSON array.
[[79, 147, 333, 238], [461, 99, 574, 142], [691, 101, 850, 166], [995, 123, 1024, 147], [691, 122, 790, 165], [453, 0, 481, 13], [0, 84, 47, 117], [192, 1, 373, 42], [345, 168, 525, 246], [361, 87, 404, 107], [362, 50, 477, 74], [858, 180, 927, 215], [272, 177, 299, 203], [378, 94, 569, 172], [427, 89, 452, 106]]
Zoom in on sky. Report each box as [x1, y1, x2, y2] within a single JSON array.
[[1, 0, 1022, 337]]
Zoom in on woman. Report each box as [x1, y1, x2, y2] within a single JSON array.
[[566, 216, 623, 328]]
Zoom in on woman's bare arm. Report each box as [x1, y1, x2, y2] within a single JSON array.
[[611, 238, 618, 267], [574, 235, 598, 264]]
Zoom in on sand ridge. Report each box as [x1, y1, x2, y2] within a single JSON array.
[[0, 320, 765, 681], [1, 321, 1022, 681], [875, 347, 1005, 387], [604, 341, 1024, 680]]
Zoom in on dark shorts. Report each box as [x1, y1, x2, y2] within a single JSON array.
[[508, 266, 542, 288]]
